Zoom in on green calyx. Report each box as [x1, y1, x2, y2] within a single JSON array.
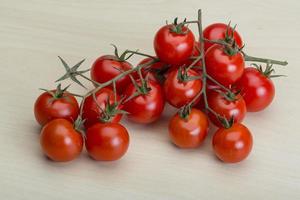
[[73, 116, 85, 133], [39, 84, 70, 99], [252, 63, 285, 79], [169, 17, 188, 34], [110, 44, 136, 62], [56, 56, 89, 89], [216, 89, 240, 102], [218, 115, 234, 129], [99, 97, 128, 123], [177, 67, 201, 82], [178, 105, 191, 120]]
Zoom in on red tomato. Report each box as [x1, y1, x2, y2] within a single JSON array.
[[235, 67, 275, 112], [182, 41, 202, 70], [169, 108, 209, 148], [40, 119, 83, 162], [164, 68, 202, 108], [205, 44, 245, 86], [203, 23, 243, 51], [212, 123, 253, 163], [154, 24, 195, 65], [85, 122, 129, 161], [34, 90, 79, 126], [123, 80, 165, 124], [207, 90, 247, 127], [91, 55, 132, 93], [136, 57, 168, 83], [82, 87, 122, 128]]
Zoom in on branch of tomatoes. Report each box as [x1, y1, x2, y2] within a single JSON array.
[[35, 9, 287, 163]]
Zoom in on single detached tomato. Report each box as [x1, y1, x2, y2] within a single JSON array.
[[34, 86, 79, 126], [207, 90, 247, 127], [212, 123, 253, 163], [235, 67, 275, 112], [154, 24, 195, 65], [205, 44, 245, 86], [91, 55, 132, 93], [164, 68, 202, 108], [123, 80, 165, 124], [40, 119, 83, 162], [82, 87, 123, 128], [169, 108, 209, 148], [85, 122, 129, 161], [203, 23, 243, 51]]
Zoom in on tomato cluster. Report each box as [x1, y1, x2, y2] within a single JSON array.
[[34, 10, 287, 164]]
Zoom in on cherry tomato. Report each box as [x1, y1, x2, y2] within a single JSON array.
[[82, 87, 122, 128], [123, 80, 165, 124], [203, 23, 243, 51], [40, 119, 83, 162], [136, 57, 168, 83], [207, 90, 247, 127], [205, 44, 245, 86], [85, 122, 129, 161], [34, 90, 79, 126], [164, 68, 202, 108], [154, 24, 195, 65], [235, 67, 275, 112], [182, 41, 202, 71], [212, 123, 253, 163], [169, 108, 209, 148], [91, 55, 132, 93]]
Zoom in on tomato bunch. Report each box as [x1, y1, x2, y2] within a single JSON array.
[[33, 10, 287, 164]]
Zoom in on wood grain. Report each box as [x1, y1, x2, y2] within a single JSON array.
[[0, 0, 299, 199]]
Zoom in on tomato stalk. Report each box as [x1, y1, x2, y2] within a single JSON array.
[[242, 51, 288, 66]]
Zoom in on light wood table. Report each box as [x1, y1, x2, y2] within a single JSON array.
[[0, 0, 299, 199]]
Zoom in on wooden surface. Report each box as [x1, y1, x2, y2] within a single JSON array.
[[0, 0, 300, 199]]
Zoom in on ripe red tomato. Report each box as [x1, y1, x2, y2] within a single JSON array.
[[169, 108, 209, 148], [136, 57, 168, 83], [203, 23, 243, 51], [235, 67, 275, 112], [205, 44, 245, 86], [40, 119, 83, 162], [164, 68, 202, 108], [82, 87, 122, 128], [212, 123, 253, 163], [85, 122, 129, 161], [123, 80, 165, 124], [154, 24, 195, 65], [34, 90, 79, 126], [182, 41, 202, 70], [207, 90, 247, 127], [90, 55, 132, 93]]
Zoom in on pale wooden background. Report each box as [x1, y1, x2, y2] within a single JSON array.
[[0, 0, 300, 199]]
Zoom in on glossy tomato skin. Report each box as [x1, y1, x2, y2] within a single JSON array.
[[169, 108, 209, 148], [205, 44, 245, 86], [123, 80, 165, 124], [207, 91, 247, 127], [164, 68, 202, 108], [212, 123, 253, 163], [136, 57, 168, 83], [91, 55, 132, 93], [34, 91, 79, 126], [82, 87, 122, 128], [182, 41, 202, 70], [235, 67, 275, 112], [40, 119, 83, 162], [203, 23, 243, 51], [154, 25, 195, 65], [85, 122, 129, 161]]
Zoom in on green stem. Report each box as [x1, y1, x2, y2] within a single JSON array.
[[125, 50, 157, 60], [243, 52, 288, 66]]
